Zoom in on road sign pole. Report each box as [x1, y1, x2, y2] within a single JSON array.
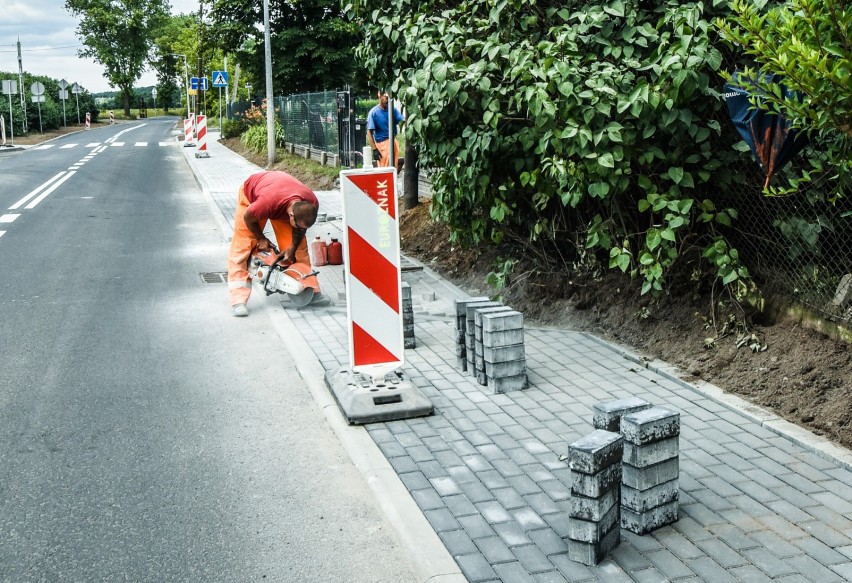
[[218, 86, 222, 131], [8, 94, 13, 145], [62, 97, 66, 129], [75, 92, 80, 125], [36, 100, 42, 133]]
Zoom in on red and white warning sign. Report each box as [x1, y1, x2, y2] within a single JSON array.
[[340, 167, 403, 377]]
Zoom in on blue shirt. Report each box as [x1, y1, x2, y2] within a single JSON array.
[[367, 104, 404, 143]]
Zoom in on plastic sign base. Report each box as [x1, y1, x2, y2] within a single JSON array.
[[325, 366, 433, 425]]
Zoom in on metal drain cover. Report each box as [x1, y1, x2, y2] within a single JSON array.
[[200, 272, 228, 284]]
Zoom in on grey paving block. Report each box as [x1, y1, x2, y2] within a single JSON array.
[[475, 535, 516, 563], [621, 500, 678, 535], [570, 486, 619, 522], [729, 565, 776, 583], [494, 521, 534, 547], [621, 407, 680, 445], [426, 507, 462, 532], [624, 436, 679, 468], [481, 310, 523, 332], [791, 535, 850, 565], [569, 503, 620, 543], [529, 528, 570, 556], [484, 343, 526, 363], [592, 397, 653, 432], [492, 487, 527, 510], [695, 537, 748, 568], [477, 500, 512, 524], [485, 359, 527, 378], [685, 556, 739, 583], [785, 553, 847, 583], [456, 552, 499, 582], [483, 328, 526, 348], [440, 528, 479, 556], [569, 429, 624, 475], [568, 524, 620, 566], [494, 560, 540, 582], [571, 462, 622, 498], [644, 548, 695, 580], [622, 457, 679, 491], [459, 513, 496, 539], [411, 487, 446, 511], [621, 478, 679, 512]]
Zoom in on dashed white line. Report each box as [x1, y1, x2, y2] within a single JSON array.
[[159, 142, 176, 146], [110, 142, 125, 147], [86, 143, 100, 147], [34, 144, 54, 150], [25, 171, 76, 209], [0, 213, 20, 223], [9, 172, 67, 209], [60, 144, 78, 149], [134, 142, 148, 147]]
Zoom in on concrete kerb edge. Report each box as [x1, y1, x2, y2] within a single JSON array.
[[266, 303, 466, 583], [580, 332, 852, 472]]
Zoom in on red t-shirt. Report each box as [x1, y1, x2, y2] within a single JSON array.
[[242, 171, 319, 221]]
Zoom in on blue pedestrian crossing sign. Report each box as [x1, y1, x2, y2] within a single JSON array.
[[212, 71, 229, 87]]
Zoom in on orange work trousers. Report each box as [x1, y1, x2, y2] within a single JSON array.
[[227, 186, 319, 306], [376, 138, 400, 169]]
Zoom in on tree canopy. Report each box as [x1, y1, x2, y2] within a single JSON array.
[[206, 0, 361, 95], [65, 0, 170, 115]]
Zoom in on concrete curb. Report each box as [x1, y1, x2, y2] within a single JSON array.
[[266, 303, 466, 583], [581, 332, 852, 472]]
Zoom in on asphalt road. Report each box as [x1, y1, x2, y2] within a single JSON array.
[[0, 118, 415, 582]]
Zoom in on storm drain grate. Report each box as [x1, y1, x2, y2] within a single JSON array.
[[200, 272, 228, 284]]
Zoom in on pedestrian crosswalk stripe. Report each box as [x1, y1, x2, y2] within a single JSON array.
[[135, 142, 147, 147], [0, 214, 20, 223], [86, 143, 100, 147], [34, 144, 54, 150], [110, 142, 125, 147], [60, 144, 77, 149]]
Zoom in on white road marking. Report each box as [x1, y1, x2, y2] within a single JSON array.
[[34, 144, 54, 150], [86, 143, 100, 147], [0, 214, 20, 223], [159, 142, 176, 146], [26, 171, 76, 209], [60, 144, 78, 149], [0, 231, 5, 238], [9, 172, 67, 209], [134, 142, 147, 147], [110, 142, 125, 147]]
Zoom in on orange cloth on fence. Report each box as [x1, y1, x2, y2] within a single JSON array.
[[227, 186, 319, 306], [375, 138, 400, 169]]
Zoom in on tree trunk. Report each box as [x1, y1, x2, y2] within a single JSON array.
[[123, 88, 131, 117], [403, 143, 419, 210]]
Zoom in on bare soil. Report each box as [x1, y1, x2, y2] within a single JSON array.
[[218, 140, 852, 452]]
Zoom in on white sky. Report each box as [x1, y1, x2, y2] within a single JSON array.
[[0, 0, 199, 93]]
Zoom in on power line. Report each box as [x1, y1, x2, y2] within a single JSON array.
[[0, 44, 84, 53]]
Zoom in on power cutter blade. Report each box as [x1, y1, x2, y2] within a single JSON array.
[[287, 288, 315, 307]]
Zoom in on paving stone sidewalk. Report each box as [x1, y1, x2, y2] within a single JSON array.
[[183, 131, 852, 583]]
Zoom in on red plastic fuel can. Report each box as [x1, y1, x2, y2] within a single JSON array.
[[327, 238, 344, 265], [310, 236, 328, 266]]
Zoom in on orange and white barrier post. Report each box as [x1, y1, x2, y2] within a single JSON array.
[[194, 114, 210, 158], [109, 110, 114, 125], [339, 167, 403, 379], [0, 115, 5, 146], [85, 112, 90, 129], [183, 114, 195, 147]]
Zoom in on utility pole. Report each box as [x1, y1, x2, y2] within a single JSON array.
[[197, 0, 204, 118], [17, 39, 27, 133], [263, 0, 275, 167]]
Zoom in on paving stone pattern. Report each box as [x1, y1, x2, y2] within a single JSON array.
[[191, 133, 852, 583]]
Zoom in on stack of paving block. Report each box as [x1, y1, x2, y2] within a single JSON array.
[[401, 282, 415, 349], [453, 296, 489, 371], [620, 407, 680, 535], [473, 305, 513, 384], [464, 299, 502, 374], [479, 309, 527, 393], [592, 397, 653, 432], [568, 430, 623, 565]]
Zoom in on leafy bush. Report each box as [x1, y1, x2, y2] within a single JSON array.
[[352, 0, 765, 305], [221, 116, 247, 139], [240, 119, 286, 153]]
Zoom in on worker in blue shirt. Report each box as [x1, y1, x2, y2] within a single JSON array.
[[367, 89, 404, 170]]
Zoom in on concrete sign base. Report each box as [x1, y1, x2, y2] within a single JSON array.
[[325, 366, 433, 425]]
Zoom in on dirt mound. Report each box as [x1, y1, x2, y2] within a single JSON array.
[[399, 204, 852, 450]]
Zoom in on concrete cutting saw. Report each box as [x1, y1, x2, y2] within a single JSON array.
[[247, 246, 319, 307]]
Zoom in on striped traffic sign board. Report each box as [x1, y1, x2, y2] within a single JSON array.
[[340, 167, 403, 377]]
